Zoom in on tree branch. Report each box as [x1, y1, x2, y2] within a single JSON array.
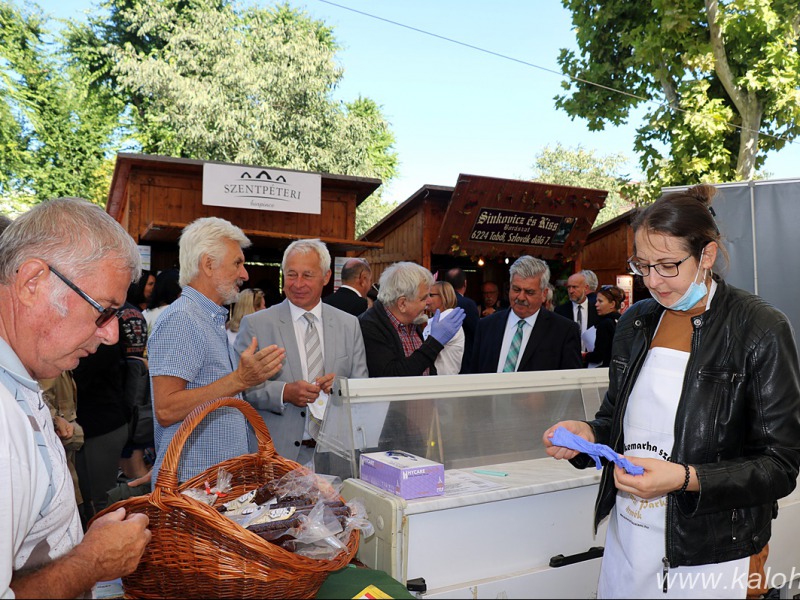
[[657, 68, 680, 111], [705, 0, 762, 179], [704, 0, 746, 112]]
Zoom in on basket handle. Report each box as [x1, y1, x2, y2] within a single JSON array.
[[154, 397, 276, 494]]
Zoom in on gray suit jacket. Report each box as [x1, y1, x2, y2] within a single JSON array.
[[234, 299, 368, 461]]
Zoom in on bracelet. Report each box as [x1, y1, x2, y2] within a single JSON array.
[[678, 463, 691, 493]]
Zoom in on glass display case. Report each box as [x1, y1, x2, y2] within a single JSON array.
[[317, 368, 608, 481], [315, 369, 610, 598], [314, 369, 800, 599]]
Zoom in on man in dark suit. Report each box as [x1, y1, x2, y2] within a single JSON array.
[[471, 256, 582, 373], [555, 271, 598, 351], [323, 257, 371, 316], [582, 269, 599, 308], [478, 280, 507, 317], [443, 267, 479, 373]]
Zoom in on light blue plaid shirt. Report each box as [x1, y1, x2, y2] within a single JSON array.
[[148, 286, 249, 485]]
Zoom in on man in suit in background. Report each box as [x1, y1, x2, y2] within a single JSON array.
[[582, 269, 599, 308], [322, 257, 371, 317], [471, 256, 582, 373], [478, 280, 506, 317], [555, 271, 598, 351], [235, 239, 368, 467], [443, 267, 479, 373]]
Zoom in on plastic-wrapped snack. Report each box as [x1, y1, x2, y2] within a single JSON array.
[[204, 466, 234, 499], [182, 487, 217, 506], [267, 469, 342, 504], [217, 489, 259, 514]]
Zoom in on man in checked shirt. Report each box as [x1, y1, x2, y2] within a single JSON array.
[[147, 217, 285, 486]]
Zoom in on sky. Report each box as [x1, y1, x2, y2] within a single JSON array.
[[39, 0, 800, 206]]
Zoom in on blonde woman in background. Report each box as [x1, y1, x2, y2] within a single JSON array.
[[422, 281, 465, 375], [226, 288, 266, 346]]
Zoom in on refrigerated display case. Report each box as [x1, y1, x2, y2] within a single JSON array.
[[315, 369, 611, 597], [315, 368, 800, 598]]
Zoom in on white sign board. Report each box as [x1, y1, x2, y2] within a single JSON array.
[[202, 163, 321, 214], [137, 245, 151, 271], [332, 256, 348, 292], [616, 274, 633, 313]]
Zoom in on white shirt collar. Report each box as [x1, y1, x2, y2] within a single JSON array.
[[507, 309, 539, 329], [339, 284, 362, 297], [0, 336, 38, 391], [289, 299, 323, 323]]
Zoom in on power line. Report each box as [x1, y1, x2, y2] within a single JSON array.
[[316, 0, 798, 147]]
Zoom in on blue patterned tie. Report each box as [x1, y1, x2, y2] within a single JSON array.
[[502, 320, 526, 373]]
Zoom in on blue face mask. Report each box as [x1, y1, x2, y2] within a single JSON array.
[[649, 251, 708, 311]]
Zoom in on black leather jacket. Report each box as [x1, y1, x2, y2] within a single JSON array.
[[575, 277, 800, 567]]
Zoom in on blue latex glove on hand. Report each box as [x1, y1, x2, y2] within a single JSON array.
[[428, 307, 466, 345], [551, 426, 644, 475]]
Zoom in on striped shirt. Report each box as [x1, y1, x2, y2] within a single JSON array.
[[0, 338, 82, 586], [148, 286, 248, 485]]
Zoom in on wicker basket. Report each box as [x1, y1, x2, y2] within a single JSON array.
[[95, 397, 359, 599]]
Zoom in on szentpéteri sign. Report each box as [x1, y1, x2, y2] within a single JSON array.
[[202, 162, 321, 214]]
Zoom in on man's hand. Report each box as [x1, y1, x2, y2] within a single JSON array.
[[53, 415, 74, 440], [127, 470, 152, 488], [314, 373, 336, 395], [74, 508, 151, 582], [236, 338, 285, 388], [9, 508, 152, 599], [283, 379, 324, 407]]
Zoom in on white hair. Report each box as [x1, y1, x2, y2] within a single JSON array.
[[178, 217, 250, 287], [509, 255, 550, 289], [377, 262, 433, 307], [582, 269, 598, 292], [0, 198, 141, 311], [281, 239, 331, 274]]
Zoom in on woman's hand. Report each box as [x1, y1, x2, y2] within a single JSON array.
[[613, 457, 695, 500], [542, 420, 595, 460]]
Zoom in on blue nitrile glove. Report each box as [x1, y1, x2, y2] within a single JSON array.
[[428, 307, 466, 345], [551, 426, 644, 475]]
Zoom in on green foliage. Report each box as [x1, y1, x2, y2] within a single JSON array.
[[557, 0, 800, 191], [0, 0, 123, 210], [62, 0, 397, 232], [0, 0, 397, 223], [530, 143, 639, 226]]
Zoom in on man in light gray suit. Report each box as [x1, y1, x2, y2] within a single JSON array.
[[234, 239, 368, 466]]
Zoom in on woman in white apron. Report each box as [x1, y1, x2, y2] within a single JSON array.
[[544, 184, 800, 598]]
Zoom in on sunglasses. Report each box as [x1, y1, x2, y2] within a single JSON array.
[[49, 264, 122, 328]]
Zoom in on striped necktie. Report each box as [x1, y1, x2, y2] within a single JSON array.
[[502, 320, 526, 373], [303, 313, 324, 438]]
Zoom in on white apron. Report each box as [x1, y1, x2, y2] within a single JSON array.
[[598, 347, 748, 598]]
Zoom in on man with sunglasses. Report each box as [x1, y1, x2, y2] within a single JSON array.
[[0, 198, 151, 598]]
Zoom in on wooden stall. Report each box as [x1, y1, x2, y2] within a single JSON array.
[[106, 153, 382, 295], [357, 184, 454, 279], [579, 209, 635, 286], [359, 174, 608, 303]]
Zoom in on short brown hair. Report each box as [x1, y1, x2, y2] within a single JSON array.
[[631, 184, 727, 266], [598, 285, 624, 310]]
